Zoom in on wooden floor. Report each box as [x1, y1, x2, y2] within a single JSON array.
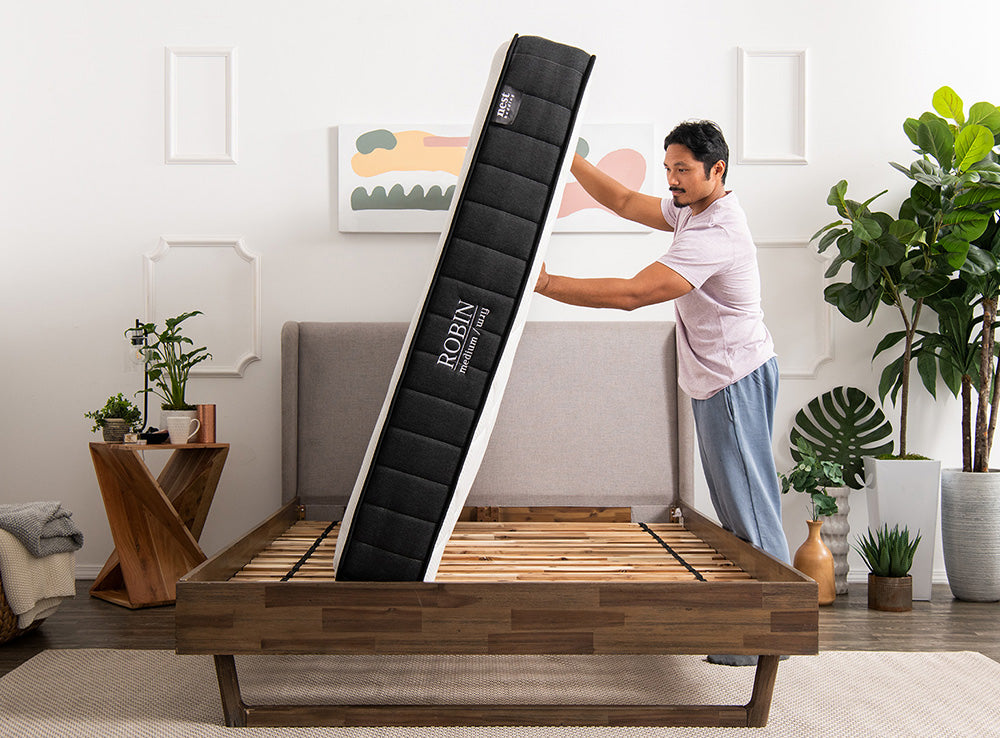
[[1, 580, 997, 676]]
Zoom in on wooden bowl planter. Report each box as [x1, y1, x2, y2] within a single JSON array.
[[868, 574, 912, 612]]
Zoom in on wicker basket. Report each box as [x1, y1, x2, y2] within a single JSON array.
[[0, 570, 43, 645]]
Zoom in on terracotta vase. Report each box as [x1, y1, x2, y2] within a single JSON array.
[[793, 520, 836, 605]]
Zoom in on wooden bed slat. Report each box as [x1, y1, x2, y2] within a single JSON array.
[[228, 519, 752, 584]]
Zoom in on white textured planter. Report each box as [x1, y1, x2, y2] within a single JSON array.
[[820, 486, 851, 595], [941, 469, 1000, 602], [159, 409, 197, 433], [863, 457, 941, 601]]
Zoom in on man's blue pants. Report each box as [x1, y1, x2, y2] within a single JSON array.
[[690, 357, 790, 564]]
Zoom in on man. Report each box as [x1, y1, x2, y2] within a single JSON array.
[[535, 120, 789, 569]]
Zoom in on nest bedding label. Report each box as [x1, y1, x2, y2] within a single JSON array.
[[492, 85, 521, 126], [436, 299, 490, 375]]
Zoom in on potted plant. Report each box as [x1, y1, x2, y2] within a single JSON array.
[[779, 438, 845, 605], [810, 85, 1000, 599], [854, 524, 922, 612], [788, 386, 893, 593], [85, 392, 143, 443], [814, 171, 942, 600], [895, 88, 1000, 602], [134, 311, 212, 429]]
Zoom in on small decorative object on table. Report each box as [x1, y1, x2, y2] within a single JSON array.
[[780, 438, 845, 605], [195, 403, 216, 443], [854, 524, 921, 612], [84, 393, 142, 443]]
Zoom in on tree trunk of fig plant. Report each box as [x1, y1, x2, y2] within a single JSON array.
[[975, 297, 997, 473], [989, 353, 1000, 462], [962, 374, 972, 473], [896, 300, 921, 458]]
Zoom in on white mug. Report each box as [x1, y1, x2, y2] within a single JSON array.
[[167, 416, 201, 444]]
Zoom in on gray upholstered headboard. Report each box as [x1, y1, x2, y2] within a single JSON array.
[[281, 321, 694, 522]]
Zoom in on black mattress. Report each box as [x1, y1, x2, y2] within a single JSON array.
[[333, 35, 595, 581]]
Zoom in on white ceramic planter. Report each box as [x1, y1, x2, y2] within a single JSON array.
[[862, 457, 941, 601], [159, 409, 197, 433], [940, 469, 1000, 602]]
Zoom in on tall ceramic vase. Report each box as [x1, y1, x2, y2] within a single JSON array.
[[940, 469, 1000, 602], [820, 486, 851, 595], [794, 520, 836, 605]]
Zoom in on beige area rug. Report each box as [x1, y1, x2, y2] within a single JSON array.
[[1, 649, 999, 737]]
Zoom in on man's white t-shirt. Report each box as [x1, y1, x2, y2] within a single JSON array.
[[658, 192, 775, 400]]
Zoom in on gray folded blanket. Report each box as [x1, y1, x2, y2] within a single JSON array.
[[0, 502, 84, 557]]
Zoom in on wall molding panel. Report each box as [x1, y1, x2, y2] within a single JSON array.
[[757, 239, 832, 378], [144, 236, 261, 377], [165, 46, 238, 164], [737, 48, 808, 164]]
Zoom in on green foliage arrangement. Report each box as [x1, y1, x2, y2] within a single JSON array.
[[854, 524, 922, 578], [900, 89, 1000, 472], [789, 387, 894, 489], [134, 311, 212, 411], [779, 438, 846, 520], [812, 86, 1000, 457], [84, 392, 142, 433]]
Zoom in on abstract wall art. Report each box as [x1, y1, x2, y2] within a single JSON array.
[[338, 124, 655, 233]]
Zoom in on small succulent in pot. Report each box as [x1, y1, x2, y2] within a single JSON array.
[[854, 524, 922, 578]]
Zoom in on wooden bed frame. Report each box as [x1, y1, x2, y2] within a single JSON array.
[[175, 322, 818, 728]]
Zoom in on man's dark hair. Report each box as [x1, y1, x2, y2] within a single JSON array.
[[664, 120, 729, 184]]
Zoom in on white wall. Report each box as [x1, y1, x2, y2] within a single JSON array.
[[2, 0, 995, 584]]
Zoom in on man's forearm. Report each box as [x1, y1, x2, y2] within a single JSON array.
[[537, 272, 639, 311], [570, 154, 672, 231], [535, 261, 693, 310], [570, 154, 630, 215]]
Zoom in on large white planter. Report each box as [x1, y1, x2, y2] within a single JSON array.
[[862, 457, 941, 601], [940, 469, 1000, 602]]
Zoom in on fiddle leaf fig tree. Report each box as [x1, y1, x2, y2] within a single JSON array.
[[897, 88, 1000, 472], [813, 182, 950, 456], [813, 86, 1000, 457]]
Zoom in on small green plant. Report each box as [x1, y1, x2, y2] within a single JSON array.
[[779, 438, 845, 520], [854, 524, 922, 577], [84, 392, 143, 433], [133, 311, 212, 410]]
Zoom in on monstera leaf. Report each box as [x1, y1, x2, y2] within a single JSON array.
[[789, 386, 894, 489]]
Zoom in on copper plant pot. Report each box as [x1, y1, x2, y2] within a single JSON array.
[[868, 573, 912, 612]]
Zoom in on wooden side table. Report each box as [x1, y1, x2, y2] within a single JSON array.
[[89, 442, 229, 609]]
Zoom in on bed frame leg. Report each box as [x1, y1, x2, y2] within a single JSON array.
[[745, 654, 781, 727], [213, 655, 249, 727]]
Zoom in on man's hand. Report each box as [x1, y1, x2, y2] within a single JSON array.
[[535, 262, 551, 295]]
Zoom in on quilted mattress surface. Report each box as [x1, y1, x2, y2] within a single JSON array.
[[334, 34, 595, 581]]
